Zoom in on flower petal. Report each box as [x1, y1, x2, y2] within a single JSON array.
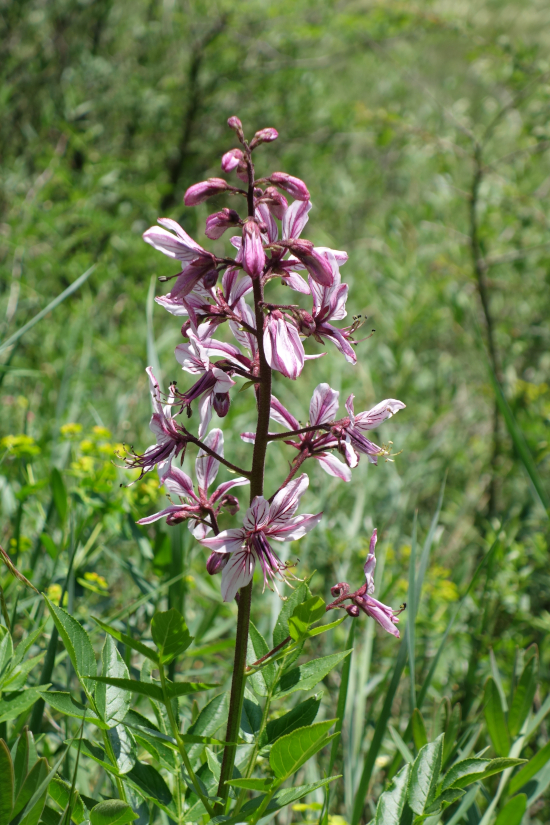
[[243, 497, 271, 531], [220, 549, 256, 602], [164, 465, 196, 500], [269, 473, 309, 526], [199, 528, 245, 553], [315, 453, 352, 481], [269, 512, 323, 541], [309, 383, 340, 426], [211, 477, 250, 502], [282, 199, 312, 240], [196, 428, 223, 490], [353, 399, 406, 431], [270, 395, 300, 431]]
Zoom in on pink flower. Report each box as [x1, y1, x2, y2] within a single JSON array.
[[200, 474, 321, 601], [260, 186, 288, 221], [263, 310, 305, 380], [221, 149, 244, 173], [122, 368, 187, 480], [184, 178, 231, 206], [304, 254, 357, 363], [143, 218, 217, 299], [339, 395, 406, 466], [174, 328, 238, 437], [242, 218, 266, 277], [250, 127, 278, 148], [354, 530, 400, 637], [137, 429, 248, 538], [269, 172, 310, 201]]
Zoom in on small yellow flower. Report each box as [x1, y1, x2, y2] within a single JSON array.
[[84, 571, 108, 590], [1, 434, 40, 457], [79, 440, 94, 452], [71, 456, 95, 474], [60, 423, 83, 437], [46, 584, 67, 606], [97, 442, 113, 455], [92, 425, 112, 439]]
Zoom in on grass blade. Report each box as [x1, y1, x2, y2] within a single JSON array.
[[407, 512, 418, 711], [0, 265, 96, 354]]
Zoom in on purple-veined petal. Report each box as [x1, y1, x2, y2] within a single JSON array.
[[315, 453, 352, 481], [353, 399, 406, 431], [320, 325, 357, 364], [199, 528, 245, 553], [270, 395, 300, 431], [143, 224, 204, 262], [170, 267, 205, 300], [314, 246, 348, 265], [263, 314, 305, 380], [309, 383, 340, 426], [269, 473, 309, 526], [240, 432, 256, 444], [269, 512, 323, 541], [174, 343, 208, 374], [212, 367, 236, 393], [356, 594, 400, 638], [282, 199, 312, 240], [269, 172, 310, 201], [184, 178, 230, 206], [146, 366, 164, 416], [164, 465, 196, 500], [196, 428, 223, 490], [137, 505, 187, 525], [197, 391, 213, 439], [255, 202, 278, 243], [242, 219, 266, 278], [341, 438, 359, 468], [364, 529, 377, 594], [345, 394, 355, 420], [189, 520, 211, 540], [211, 477, 249, 502], [281, 271, 311, 294], [220, 548, 256, 602], [243, 497, 271, 531]]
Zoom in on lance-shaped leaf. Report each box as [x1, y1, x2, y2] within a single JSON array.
[[509, 740, 550, 795], [90, 676, 218, 702], [424, 788, 465, 815], [265, 695, 322, 745], [494, 794, 527, 825], [96, 636, 131, 726], [49, 777, 88, 824], [373, 763, 411, 825], [45, 598, 96, 696], [269, 720, 337, 780], [107, 725, 137, 775], [151, 609, 193, 664], [408, 734, 443, 814], [441, 756, 525, 791], [0, 739, 14, 825], [90, 800, 138, 825], [226, 778, 273, 791], [92, 617, 158, 664], [411, 708, 428, 751], [288, 596, 326, 640], [247, 623, 275, 697], [484, 678, 510, 756], [274, 650, 352, 699], [0, 686, 50, 724], [273, 581, 311, 646], [214, 777, 340, 825], [11, 757, 48, 820]]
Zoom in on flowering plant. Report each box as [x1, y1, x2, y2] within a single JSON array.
[[116, 117, 406, 820]]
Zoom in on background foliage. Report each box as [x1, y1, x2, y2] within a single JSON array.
[[1, 0, 549, 823]]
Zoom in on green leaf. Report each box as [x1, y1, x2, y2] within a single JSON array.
[[0, 686, 49, 723], [187, 692, 229, 760], [408, 734, 443, 814], [0, 739, 14, 825], [269, 720, 336, 780], [509, 649, 538, 738], [50, 468, 67, 525], [411, 708, 428, 751], [424, 788, 465, 815], [306, 616, 345, 638], [509, 740, 550, 795], [274, 650, 352, 698], [96, 636, 131, 726], [48, 777, 88, 824], [226, 778, 272, 791], [92, 617, 158, 664], [13, 728, 38, 795], [241, 697, 262, 739], [44, 691, 109, 729], [273, 581, 311, 646], [40, 534, 58, 561], [107, 725, 136, 775], [125, 760, 173, 808], [224, 777, 341, 825], [494, 794, 527, 825], [12, 757, 48, 818], [373, 763, 411, 825], [44, 598, 96, 696], [77, 740, 119, 775], [247, 623, 275, 697], [442, 757, 525, 791], [265, 695, 321, 744], [288, 596, 326, 641], [484, 678, 510, 756], [0, 631, 13, 675], [90, 800, 138, 825], [151, 609, 193, 664], [90, 676, 217, 701]]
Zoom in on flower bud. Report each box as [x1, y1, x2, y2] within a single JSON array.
[[330, 582, 350, 598], [227, 115, 243, 133], [205, 208, 241, 240], [213, 391, 230, 417], [250, 127, 279, 149], [290, 241, 334, 287], [220, 494, 240, 515], [346, 604, 360, 618], [203, 269, 219, 289], [242, 218, 266, 278], [269, 172, 310, 201], [222, 149, 244, 173], [184, 178, 231, 206], [261, 186, 288, 221], [206, 551, 228, 575]]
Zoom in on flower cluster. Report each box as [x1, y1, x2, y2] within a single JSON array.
[[130, 116, 405, 633]]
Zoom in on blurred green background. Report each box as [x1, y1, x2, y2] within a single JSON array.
[[1, 0, 550, 821]]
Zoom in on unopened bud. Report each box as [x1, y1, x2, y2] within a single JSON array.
[[290, 242, 334, 287], [205, 208, 241, 240], [220, 494, 240, 515], [242, 218, 266, 278], [206, 551, 228, 575], [184, 178, 231, 206], [269, 172, 310, 201], [203, 269, 219, 289], [213, 392, 230, 417], [346, 604, 360, 618], [227, 116, 243, 133], [250, 127, 279, 149], [330, 582, 350, 597], [222, 149, 244, 173]]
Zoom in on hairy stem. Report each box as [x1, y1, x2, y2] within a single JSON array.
[[215, 147, 273, 812]]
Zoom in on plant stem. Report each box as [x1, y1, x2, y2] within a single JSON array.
[[215, 144, 273, 813], [158, 660, 214, 817]]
